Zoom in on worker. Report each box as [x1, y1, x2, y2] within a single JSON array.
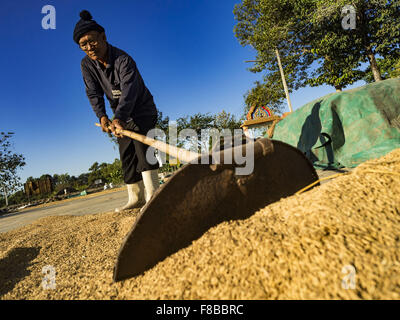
[[73, 10, 159, 211]]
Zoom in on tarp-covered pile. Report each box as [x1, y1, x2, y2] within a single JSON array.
[[272, 78, 400, 168]]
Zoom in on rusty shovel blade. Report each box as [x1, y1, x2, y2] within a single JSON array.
[[113, 138, 319, 282]]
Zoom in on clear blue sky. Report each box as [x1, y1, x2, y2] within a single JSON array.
[[1, 0, 365, 184]]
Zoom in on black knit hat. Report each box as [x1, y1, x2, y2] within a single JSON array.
[[73, 10, 105, 44]]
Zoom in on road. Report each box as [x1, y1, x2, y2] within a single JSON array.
[[0, 188, 127, 234]]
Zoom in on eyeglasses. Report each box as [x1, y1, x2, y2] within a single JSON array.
[[79, 39, 99, 50]]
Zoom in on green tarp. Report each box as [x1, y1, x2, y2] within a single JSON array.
[[271, 78, 400, 168]]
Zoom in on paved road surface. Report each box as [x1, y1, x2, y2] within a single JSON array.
[[0, 189, 127, 234]]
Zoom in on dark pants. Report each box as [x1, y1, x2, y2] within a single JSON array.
[[117, 115, 159, 184]]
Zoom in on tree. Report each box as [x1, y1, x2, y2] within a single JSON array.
[[297, 1, 366, 91], [50, 173, 77, 193], [102, 159, 123, 184], [364, 57, 400, 83], [176, 113, 216, 152], [234, 0, 316, 107], [213, 110, 243, 131], [234, 0, 400, 97], [234, 0, 367, 93], [88, 161, 103, 186], [0, 132, 26, 207], [156, 110, 170, 133], [174, 111, 246, 153], [56, 173, 72, 186], [52, 173, 60, 186], [210, 110, 245, 151], [39, 174, 52, 180], [99, 162, 108, 171], [311, 0, 400, 83], [76, 173, 89, 187], [89, 162, 99, 173], [243, 78, 287, 115], [391, 59, 400, 78], [354, 0, 399, 81]]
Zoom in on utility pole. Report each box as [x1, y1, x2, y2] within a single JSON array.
[[274, 48, 293, 113], [245, 48, 293, 113]]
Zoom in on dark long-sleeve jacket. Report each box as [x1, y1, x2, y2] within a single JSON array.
[[81, 43, 157, 122]]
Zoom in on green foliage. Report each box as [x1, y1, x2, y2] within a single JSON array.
[[364, 57, 400, 83], [0, 189, 28, 207], [101, 159, 123, 185], [87, 161, 102, 186], [213, 110, 244, 131], [52, 173, 74, 194], [171, 113, 215, 153], [89, 162, 99, 172], [12, 159, 124, 205], [391, 60, 400, 78], [243, 79, 287, 115], [0, 132, 26, 206], [234, 0, 316, 112], [303, 1, 365, 90], [156, 110, 170, 133], [308, 0, 400, 85], [154, 110, 244, 164], [86, 159, 123, 186], [173, 111, 244, 152], [234, 0, 400, 109], [76, 173, 90, 186]]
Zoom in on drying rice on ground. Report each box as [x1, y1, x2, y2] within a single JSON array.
[[1, 148, 400, 300]]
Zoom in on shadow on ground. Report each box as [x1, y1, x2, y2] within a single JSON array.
[[0, 247, 41, 297]]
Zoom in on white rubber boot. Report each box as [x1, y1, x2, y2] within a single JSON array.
[[142, 169, 160, 203], [115, 181, 145, 212]]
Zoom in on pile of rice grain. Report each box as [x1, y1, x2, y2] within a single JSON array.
[[1, 148, 400, 300]]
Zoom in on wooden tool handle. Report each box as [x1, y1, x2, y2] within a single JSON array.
[[95, 123, 199, 163]]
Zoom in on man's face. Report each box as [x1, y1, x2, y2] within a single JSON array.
[[79, 31, 107, 61]]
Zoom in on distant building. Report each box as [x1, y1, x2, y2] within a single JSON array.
[[24, 176, 54, 197]]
